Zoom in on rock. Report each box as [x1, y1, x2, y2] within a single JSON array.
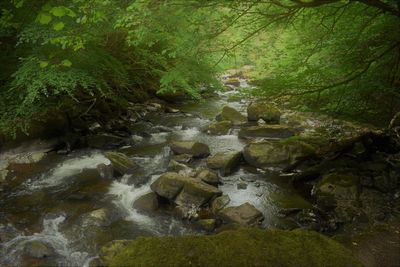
[[0, 169, 9, 183], [195, 169, 220, 186], [133, 192, 159, 212], [170, 140, 210, 158], [219, 203, 264, 226], [197, 219, 216, 231], [150, 172, 187, 200], [207, 151, 241, 176], [88, 134, 127, 149], [216, 106, 247, 125], [23, 241, 54, 259], [238, 125, 295, 139], [175, 179, 222, 207], [237, 182, 247, 190], [104, 152, 139, 175], [96, 163, 114, 179], [243, 141, 315, 168], [165, 107, 180, 113], [247, 102, 281, 123], [167, 160, 192, 173], [100, 228, 362, 267], [313, 173, 360, 222], [151, 172, 222, 207], [207, 121, 233, 135], [82, 208, 115, 227], [211, 195, 231, 214], [224, 77, 241, 87], [171, 154, 192, 164]]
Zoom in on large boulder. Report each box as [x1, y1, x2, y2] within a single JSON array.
[[150, 172, 222, 207], [207, 121, 233, 135], [133, 192, 159, 213], [247, 102, 281, 123], [218, 203, 264, 226], [100, 228, 362, 267], [170, 141, 210, 158], [238, 125, 295, 139], [207, 151, 242, 176], [104, 152, 139, 175], [216, 106, 247, 125], [243, 141, 315, 168]]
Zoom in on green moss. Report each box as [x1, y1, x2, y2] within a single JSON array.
[[101, 228, 362, 267]]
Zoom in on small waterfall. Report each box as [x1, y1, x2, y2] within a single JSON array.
[[0, 215, 91, 267]]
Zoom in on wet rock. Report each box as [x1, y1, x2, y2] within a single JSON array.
[[238, 125, 295, 139], [104, 152, 139, 175], [218, 203, 264, 226], [151, 172, 222, 207], [211, 195, 231, 214], [175, 179, 222, 207], [195, 169, 220, 186], [243, 141, 315, 168], [88, 134, 127, 149], [224, 77, 241, 87], [96, 163, 114, 179], [0, 169, 8, 183], [150, 172, 187, 200], [207, 121, 233, 135], [167, 160, 192, 174], [216, 106, 247, 125], [82, 208, 115, 227], [153, 125, 173, 133], [133, 192, 159, 213], [313, 173, 360, 222], [165, 107, 180, 113], [197, 219, 216, 231], [237, 182, 247, 190], [247, 102, 281, 123], [170, 140, 210, 158], [207, 151, 241, 176], [23, 240, 54, 259], [174, 204, 200, 220], [171, 154, 192, 164]]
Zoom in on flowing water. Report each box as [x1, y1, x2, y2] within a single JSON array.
[[0, 80, 311, 266]]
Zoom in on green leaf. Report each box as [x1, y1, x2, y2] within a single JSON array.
[[50, 6, 66, 17], [53, 22, 65, 31], [39, 61, 49, 68], [61, 59, 72, 67], [37, 13, 52, 25]]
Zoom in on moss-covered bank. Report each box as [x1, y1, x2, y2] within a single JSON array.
[[100, 228, 362, 267]]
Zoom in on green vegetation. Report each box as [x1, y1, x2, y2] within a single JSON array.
[[100, 228, 362, 267], [1, 0, 399, 137]]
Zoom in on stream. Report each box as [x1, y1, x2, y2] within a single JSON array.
[[0, 79, 343, 266]]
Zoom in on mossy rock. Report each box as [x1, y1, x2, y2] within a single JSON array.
[[170, 140, 210, 158], [104, 152, 139, 175], [217, 106, 247, 125], [100, 228, 362, 267], [238, 125, 295, 139], [207, 151, 242, 176], [243, 141, 315, 169], [207, 121, 233, 135], [247, 102, 281, 123]]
